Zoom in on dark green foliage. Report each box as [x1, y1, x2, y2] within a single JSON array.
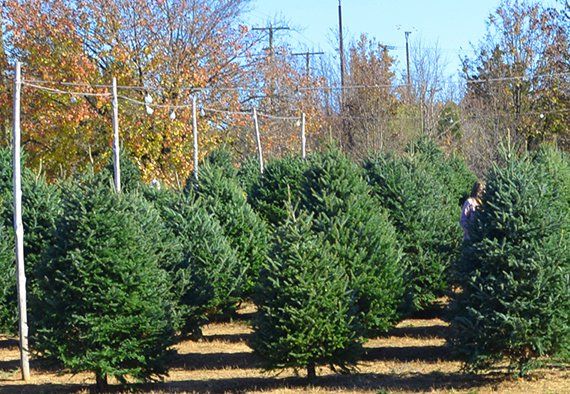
[[407, 137, 476, 204], [364, 154, 454, 311], [190, 161, 270, 297], [103, 149, 144, 193], [237, 156, 261, 198], [32, 175, 176, 385], [202, 146, 238, 179], [302, 148, 403, 335], [251, 209, 362, 377], [0, 148, 60, 334], [0, 222, 15, 334], [250, 155, 308, 227], [450, 148, 570, 375], [146, 188, 243, 334], [365, 139, 475, 312]]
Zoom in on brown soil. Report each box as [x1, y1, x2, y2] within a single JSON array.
[[0, 306, 567, 393]]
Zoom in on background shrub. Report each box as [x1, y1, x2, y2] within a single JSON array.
[[450, 147, 570, 376], [251, 209, 362, 378]]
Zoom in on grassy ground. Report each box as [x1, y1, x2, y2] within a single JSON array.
[[0, 304, 567, 393]]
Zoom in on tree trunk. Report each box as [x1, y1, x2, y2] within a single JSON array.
[[95, 373, 108, 392], [307, 361, 316, 380]]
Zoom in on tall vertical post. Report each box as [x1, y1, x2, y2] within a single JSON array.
[[13, 61, 30, 381], [405, 31, 412, 99], [253, 108, 264, 173], [338, 0, 345, 100], [111, 77, 120, 193], [192, 96, 199, 181], [301, 113, 306, 159]]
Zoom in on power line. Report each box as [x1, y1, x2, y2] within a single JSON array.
[[21, 72, 570, 96]]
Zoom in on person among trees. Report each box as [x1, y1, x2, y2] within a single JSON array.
[[460, 181, 485, 240]]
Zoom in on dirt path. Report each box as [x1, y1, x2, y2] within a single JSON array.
[[0, 309, 568, 393]]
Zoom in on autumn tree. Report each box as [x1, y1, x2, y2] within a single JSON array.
[[2, 0, 261, 183], [342, 34, 399, 157], [461, 0, 569, 151]]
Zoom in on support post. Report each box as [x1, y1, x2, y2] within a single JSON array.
[[13, 61, 30, 381], [253, 108, 264, 173], [301, 113, 306, 159], [192, 96, 199, 181], [111, 77, 120, 193]]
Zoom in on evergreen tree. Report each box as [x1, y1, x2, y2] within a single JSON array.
[[103, 150, 145, 193], [364, 153, 455, 311], [251, 209, 362, 378], [202, 146, 238, 179], [451, 147, 570, 375], [32, 175, 176, 389], [237, 156, 261, 198], [302, 148, 403, 335], [249, 155, 308, 227], [0, 222, 15, 334], [147, 188, 243, 334], [189, 161, 270, 297], [0, 148, 60, 333]]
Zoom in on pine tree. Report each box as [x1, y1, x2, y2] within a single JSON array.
[[302, 148, 403, 335], [451, 147, 570, 376], [147, 188, 243, 334], [32, 175, 176, 389], [249, 155, 308, 227], [251, 209, 362, 378], [189, 161, 270, 297]]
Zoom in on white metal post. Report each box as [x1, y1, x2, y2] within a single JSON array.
[[253, 108, 264, 173], [13, 61, 30, 381], [111, 77, 121, 193], [301, 113, 306, 159], [192, 96, 199, 181]]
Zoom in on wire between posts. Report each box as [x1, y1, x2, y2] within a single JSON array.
[[21, 81, 112, 97]]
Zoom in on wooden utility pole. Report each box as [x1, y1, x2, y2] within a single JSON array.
[[291, 50, 324, 77], [338, 0, 345, 99], [111, 77, 120, 193], [192, 95, 199, 181], [12, 61, 30, 381], [405, 31, 412, 98], [252, 24, 290, 58], [253, 108, 264, 173]]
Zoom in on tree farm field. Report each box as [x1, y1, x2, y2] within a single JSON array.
[[0, 304, 568, 393]]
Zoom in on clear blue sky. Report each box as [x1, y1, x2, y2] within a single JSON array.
[[245, 0, 560, 79]]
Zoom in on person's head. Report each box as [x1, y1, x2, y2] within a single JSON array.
[[470, 181, 485, 199]]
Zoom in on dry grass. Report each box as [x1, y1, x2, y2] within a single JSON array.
[[0, 306, 568, 393]]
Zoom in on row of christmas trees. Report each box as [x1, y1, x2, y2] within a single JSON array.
[[0, 139, 567, 387]]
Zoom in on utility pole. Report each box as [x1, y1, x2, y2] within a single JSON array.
[[252, 24, 290, 59], [338, 0, 345, 99], [291, 50, 324, 77], [252, 24, 290, 107], [405, 31, 412, 98]]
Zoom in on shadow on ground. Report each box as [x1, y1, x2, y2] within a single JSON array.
[[0, 371, 502, 393]]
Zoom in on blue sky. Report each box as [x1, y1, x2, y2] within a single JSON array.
[[245, 0, 560, 80]]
